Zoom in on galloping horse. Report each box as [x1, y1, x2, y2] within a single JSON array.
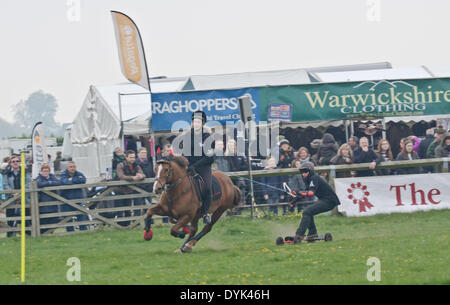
[[143, 155, 241, 253]]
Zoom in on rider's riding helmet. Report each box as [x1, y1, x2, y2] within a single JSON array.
[[192, 110, 207, 125], [299, 161, 315, 175]]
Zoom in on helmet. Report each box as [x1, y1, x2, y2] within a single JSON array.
[[192, 111, 207, 124], [299, 161, 315, 174]]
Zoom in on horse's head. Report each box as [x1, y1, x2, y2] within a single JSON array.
[[153, 159, 172, 194]]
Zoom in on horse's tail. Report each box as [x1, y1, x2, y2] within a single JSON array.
[[232, 185, 242, 206]]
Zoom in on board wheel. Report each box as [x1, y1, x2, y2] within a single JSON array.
[[276, 237, 284, 245], [324, 233, 332, 242]]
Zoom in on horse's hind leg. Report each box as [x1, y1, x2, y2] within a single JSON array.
[[180, 215, 200, 253], [184, 206, 227, 252]]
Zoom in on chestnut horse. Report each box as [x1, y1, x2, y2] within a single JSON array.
[[143, 156, 241, 253]]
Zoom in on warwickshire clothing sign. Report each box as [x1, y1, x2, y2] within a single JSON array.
[[259, 77, 450, 122], [151, 77, 450, 131], [335, 173, 450, 217]]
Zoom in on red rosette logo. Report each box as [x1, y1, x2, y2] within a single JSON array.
[[347, 182, 374, 212]]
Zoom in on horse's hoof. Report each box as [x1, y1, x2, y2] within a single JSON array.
[[143, 229, 153, 241], [182, 244, 192, 253]]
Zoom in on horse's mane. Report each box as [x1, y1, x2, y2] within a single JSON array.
[[170, 155, 188, 170]]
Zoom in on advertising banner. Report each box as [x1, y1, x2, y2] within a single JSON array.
[[335, 173, 450, 217], [31, 122, 49, 179], [111, 11, 150, 92], [151, 88, 261, 131], [259, 78, 450, 122], [150, 77, 450, 131]]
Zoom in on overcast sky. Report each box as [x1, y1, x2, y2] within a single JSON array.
[[1, 0, 450, 124]]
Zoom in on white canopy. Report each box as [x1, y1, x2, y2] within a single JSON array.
[[313, 66, 433, 83], [182, 69, 311, 90]]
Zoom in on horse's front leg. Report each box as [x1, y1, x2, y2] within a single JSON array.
[[143, 204, 166, 241], [170, 214, 191, 239]]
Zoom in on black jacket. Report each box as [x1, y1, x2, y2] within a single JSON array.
[[417, 135, 435, 159], [180, 128, 215, 170], [135, 157, 155, 178], [226, 155, 248, 172], [303, 172, 341, 205], [353, 147, 380, 177]]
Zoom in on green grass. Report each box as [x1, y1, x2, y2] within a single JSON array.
[[0, 209, 449, 285]]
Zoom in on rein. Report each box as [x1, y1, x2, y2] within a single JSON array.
[[158, 162, 193, 219]]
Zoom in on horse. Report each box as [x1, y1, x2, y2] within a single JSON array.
[[143, 155, 242, 253]]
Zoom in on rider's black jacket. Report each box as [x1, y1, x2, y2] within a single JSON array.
[[302, 172, 341, 206], [179, 128, 215, 170]]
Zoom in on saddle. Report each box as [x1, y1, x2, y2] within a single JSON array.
[[191, 174, 222, 203]]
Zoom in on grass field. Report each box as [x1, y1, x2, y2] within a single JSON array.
[[0, 209, 449, 285]]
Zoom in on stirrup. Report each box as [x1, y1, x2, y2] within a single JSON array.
[[203, 213, 211, 224]]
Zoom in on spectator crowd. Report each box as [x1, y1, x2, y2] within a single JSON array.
[[1, 126, 449, 236]]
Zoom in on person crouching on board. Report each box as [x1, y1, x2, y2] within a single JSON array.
[[292, 162, 341, 243]]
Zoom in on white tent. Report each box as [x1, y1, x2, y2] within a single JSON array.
[[70, 77, 186, 181]]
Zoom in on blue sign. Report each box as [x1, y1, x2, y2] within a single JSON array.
[[151, 88, 261, 131]]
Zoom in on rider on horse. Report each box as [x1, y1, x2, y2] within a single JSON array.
[[182, 110, 215, 224]]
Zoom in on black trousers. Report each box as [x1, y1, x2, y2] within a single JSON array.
[[196, 166, 212, 214], [296, 199, 336, 236]]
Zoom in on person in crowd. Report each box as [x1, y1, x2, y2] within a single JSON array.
[[427, 128, 446, 159], [60, 161, 89, 232], [36, 164, 61, 234], [407, 135, 421, 154], [116, 150, 146, 226], [213, 139, 230, 172], [53, 151, 62, 173], [135, 147, 155, 218], [353, 137, 380, 177], [291, 162, 341, 243], [375, 139, 394, 176], [1, 157, 10, 175], [347, 136, 359, 153], [434, 132, 450, 158], [316, 133, 338, 166], [261, 157, 282, 215], [330, 143, 354, 178], [112, 147, 126, 180], [418, 129, 435, 159], [277, 139, 295, 208], [0, 157, 9, 201], [225, 139, 248, 172], [310, 139, 322, 164], [278, 139, 295, 169], [3, 155, 31, 237], [160, 143, 173, 160], [295, 147, 317, 166], [418, 128, 436, 173], [398, 137, 407, 154], [224, 139, 248, 211], [395, 140, 422, 175], [135, 147, 155, 181], [288, 159, 307, 213]]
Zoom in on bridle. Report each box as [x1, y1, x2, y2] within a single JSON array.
[[154, 160, 194, 219]]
